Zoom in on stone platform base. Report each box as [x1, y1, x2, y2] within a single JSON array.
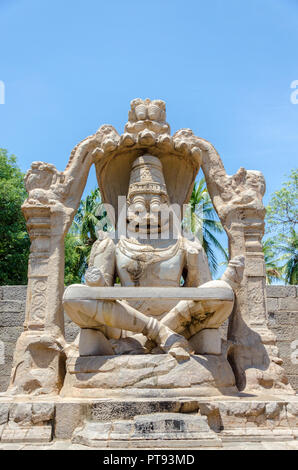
[[72, 413, 222, 448], [60, 353, 237, 398], [0, 394, 297, 448]]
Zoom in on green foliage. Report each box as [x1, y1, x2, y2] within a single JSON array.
[[0, 149, 29, 285], [187, 177, 228, 276], [64, 231, 87, 285], [266, 169, 297, 236], [277, 230, 298, 285], [264, 169, 298, 285], [262, 238, 282, 284], [64, 188, 111, 285], [74, 188, 109, 246]]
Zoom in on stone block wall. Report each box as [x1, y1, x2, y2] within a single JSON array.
[[0, 285, 297, 393], [267, 285, 298, 392], [0, 286, 26, 393]]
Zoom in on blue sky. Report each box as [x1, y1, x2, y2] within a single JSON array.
[[0, 0, 297, 271]]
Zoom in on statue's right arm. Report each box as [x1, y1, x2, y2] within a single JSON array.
[[85, 236, 116, 287]]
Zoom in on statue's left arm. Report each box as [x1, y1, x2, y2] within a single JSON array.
[[183, 237, 212, 287], [184, 237, 245, 291], [85, 234, 116, 287]]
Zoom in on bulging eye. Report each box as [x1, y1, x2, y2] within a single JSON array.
[[150, 202, 160, 213], [134, 202, 145, 213]]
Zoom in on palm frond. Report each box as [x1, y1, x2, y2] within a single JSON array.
[[188, 177, 227, 276]]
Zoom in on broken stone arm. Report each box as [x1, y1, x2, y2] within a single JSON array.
[[63, 285, 235, 302]]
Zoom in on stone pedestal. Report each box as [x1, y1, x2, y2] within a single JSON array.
[[72, 413, 222, 448], [60, 353, 238, 398], [0, 396, 297, 447]]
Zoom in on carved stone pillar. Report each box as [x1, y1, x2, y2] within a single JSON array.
[[198, 142, 293, 394], [24, 206, 52, 330], [7, 140, 96, 395]]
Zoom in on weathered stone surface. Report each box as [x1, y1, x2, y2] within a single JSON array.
[[0, 396, 296, 445], [90, 400, 181, 421], [109, 420, 133, 440], [189, 329, 222, 355], [266, 286, 296, 298], [64, 316, 80, 343], [0, 301, 24, 313], [1, 424, 52, 443], [287, 375, 298, 392], [72, 413, 222, 447], [265, 402, 282, 420], [0, 310, 25, 327], [131, 413, 213, 440], [220, 428, 295, 442], [7, 332, 66, 396], [61, 354, 237, 398], [10, 403, 32, 425], [279, 297, 298, 311], [79, 328, 114, 356], [64, 285, 234, 302], [0, 326, 23, 343], [55, 403, 86, 440], [2, 286, 27, 301], [72, 422, 111, 444], [269, 311, 296, 326], [267, 298, 278, 312], [0, 404, 9, 425], [273, 325, 295, 341], [286, 402, 298, 428], [32, 403, 54, 424]]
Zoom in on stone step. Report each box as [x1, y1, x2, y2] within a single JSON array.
[[72, 413, 222, 448], [221, 428, 296, 442], [1, 424, 52, 443], [0, 397, 297, 445]]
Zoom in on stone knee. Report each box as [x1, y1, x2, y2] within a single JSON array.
[[63, 298, 102, 329], [79, 328, 114, 356]]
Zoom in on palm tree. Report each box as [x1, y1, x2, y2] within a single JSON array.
[[278, 230, 298, 285], [262, 238, 282, 284], [74, 188, 106, 247], [64, 231, 88, 285], [64, 188, 110, 285], [186, 177, 228, 276]]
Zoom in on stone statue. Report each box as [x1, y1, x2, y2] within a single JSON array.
[[63, 154, 244, 362], [6, 98, 292, 398]]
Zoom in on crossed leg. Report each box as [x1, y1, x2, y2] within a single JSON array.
[[63, 288, 191, 359], [160, 280, 234, 339]]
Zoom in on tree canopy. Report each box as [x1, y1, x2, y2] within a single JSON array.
[[264, 169, 297, 285], [266, 169, 297, 236], [0, 149, 29, 285]]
